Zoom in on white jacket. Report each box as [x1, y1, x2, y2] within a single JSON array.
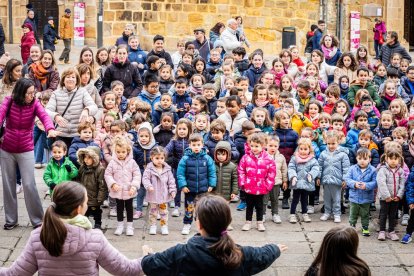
[[220, 28, 242, 53], [218, 109, 248, 137]]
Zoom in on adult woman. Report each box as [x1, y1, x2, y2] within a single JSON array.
[[245, 51, 267, 92], [320, 34, 341, 83], [373, 18, 387, 59], [0, 78, 57, 229], [209, 22, 225, 46], [76, 63, 103, 120], [20, 23, 36, 64], [279, 49, 299, 79], [0, 181, 144, 275], [46, 67, 98, 148], [0, 59, 22, 103], [305, 226, 371, 276], [103, 45, 143, 98], [310, 49, 336, 85], [115, 23, 134, 46], [28, 49, 60, 96], [78, 46, 103, 93], [235, 16, 250, 48], [141, 194, 286, 275]]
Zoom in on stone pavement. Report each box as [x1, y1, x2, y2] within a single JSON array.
[[0, 167, 414, 276]]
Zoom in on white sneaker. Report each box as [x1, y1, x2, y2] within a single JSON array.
[[402, 214, 410, 226], [102, 200, 109, 208], [320, 214, 330, 221], [143, 201, 149, 207], [307, 206, 315, 214], [149, 225, 157, 235], [126, 222, 134, 236], [272, 214, 282, 224], [114, 222, 124, 236], [334, 215, 341, 223], [181, 224, 191, 235], [110, 208, 117, 217], [172, 207, 180, 217], [16, 185, 23, 194], [161, 225, 169, 235], [289, 214, 297, 223], [169, 201, 175, 208], [157, 213, 161, 220], [45, 189, 50, 196], [303, 213, 311, 223], [230, 195, 239, 202]]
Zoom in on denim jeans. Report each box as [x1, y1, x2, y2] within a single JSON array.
[[374, 40, 381, 59], [33, 125, 47, 163], [135, 185, 146, 212]]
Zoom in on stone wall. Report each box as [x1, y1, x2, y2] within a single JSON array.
[[0, 0, 28, 44]]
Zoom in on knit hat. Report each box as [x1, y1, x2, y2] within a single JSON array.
[[0, 53, 11, 66], [47, 16, 54, 21], [21, 23, 33, 31]]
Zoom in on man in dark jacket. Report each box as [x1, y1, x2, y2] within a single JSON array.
[[43, 17, 59, 52], [192, 28, 213, 61], [24, 10, 40, 45], [379, 31, 412, 66], [311, 20, 325, 51], [146, 35, 174, 68], [305, 24, 318, 54], [0, 22, 5, 57]]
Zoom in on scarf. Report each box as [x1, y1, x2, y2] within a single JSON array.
[[255, 100, 269, 107], [189, 85, 203, 96], [384, 93, 397, 102], [61, 214, 92, 230], [30, 61, 53, 89], [294, 151, 314, 164], [141, 90, 161, 102], [321, 45, 338, 60]]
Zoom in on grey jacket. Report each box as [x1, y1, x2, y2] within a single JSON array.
[[318, 147, 350, 186], [46, 86, 98, 137], [288, 155, 320, 191], [377, 164, 405, 200]]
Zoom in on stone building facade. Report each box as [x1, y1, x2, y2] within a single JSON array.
[[0, 0, 412, 55]]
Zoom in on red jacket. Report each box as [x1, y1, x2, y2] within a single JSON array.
[[21, 31, 35, 64]]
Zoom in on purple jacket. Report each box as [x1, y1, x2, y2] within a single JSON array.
[[0, 96, 54, 153], [143, 162, 177, 204], [0, 224, 143, 275], [373, 21, 386, 41]]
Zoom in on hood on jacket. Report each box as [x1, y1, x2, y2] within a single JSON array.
[[184, 146, 207, 157], [153, 124, 176, 135], [137, 122, 156, 149], [184, 235, 225, 269], [155, 104, 177, 113], [77, 146, 101, 167], [71, 136, 95, 145], [248, 64, 266, 74], [146, 161, 172, 174], [49, 224, 89, 256], [214, 141, 231, 164]]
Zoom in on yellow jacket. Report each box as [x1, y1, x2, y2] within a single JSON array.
[[291, 114, 313, 134], [59, 15, 73, 39]]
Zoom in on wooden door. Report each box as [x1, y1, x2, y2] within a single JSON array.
[[404, 0, 414, 47], [28, 0, 59, 37]]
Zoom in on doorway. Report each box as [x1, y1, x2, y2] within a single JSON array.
[[404, 0, 414, 50], [28, 0, 59, 37]]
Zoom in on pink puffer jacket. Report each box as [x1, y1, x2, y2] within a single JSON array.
[[104, 152, 141, 200], [0, 224, 143, 275], [0, 96, 54, 153], [142, 162, 177, 204], [238, 144, 276, 195]]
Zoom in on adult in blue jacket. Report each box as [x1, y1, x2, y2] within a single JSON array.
[[311, 20, 326, 51]]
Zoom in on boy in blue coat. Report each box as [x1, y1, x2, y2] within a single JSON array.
[[137, 75, 161, 113], [177, 134, 216, 235], [348, 129, 380, 167], [68, 122, 100, 168], [345, 148, 377, 237], [346, 110, 369, 146], [205, 119, 239, 161]]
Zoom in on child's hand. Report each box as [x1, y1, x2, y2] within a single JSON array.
[[148, 187, 155, 192], [277, 244, 288, 252], [111, 183, 120, 192], [291, 177, 297, 187], [393, 197, 400, 202], [207, 187, 213, 192], [282, 182, 288, 190], [170, 192, 176, 199], [142, 245, 153, 256], [359, 182, 366, 190], [182, 187, 190, 193], [129, 186, 137, 196], [410, 204, 414, 210], [307, 174, 312, 182], [385, 197, 392, 202], [316, 179, 320, 186]]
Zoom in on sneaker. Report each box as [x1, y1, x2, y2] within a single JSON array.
[[169, 201, 175, 208], [133, 211, 143, 220], [378, 231, 386, 241], [257, 221, 266, 232], [102, 200, 109, 208], [307, 206, 315, 214], [3, 223, 18, 230], [109, 208, 117, 217], [242, 221, 251, 231], [94, 224, 102, 230], [58, 60, 65, 65], [334, 215, 341, 223], [314, 198, 320, 205], [35, 163, 42, 169], [230, 195, 239, 202], [181, 224, 191, 235], [320, 214, 330, 221], [126, 222, 134, 236], [303, 213, 311, 223], [143, 201, 148, 207], [114, 222, 124, 236], [172, 207, 180, 217], [157, 213, 161, 220], [227, 224, 234, 231], [237, 201, 246, 211], [289, 214, 297, 223], [16, 184, 23, 194], [401, 233, 412, 244], [362, 228, 370, 236], [401, 214, 409, 226], [282, 199, 289, 209], [388, 231, 399, 241], [149, 225, 157, 235], [161, 225, 169, 235], [278, 194, 283, 200], [272, 214, 282, 224]]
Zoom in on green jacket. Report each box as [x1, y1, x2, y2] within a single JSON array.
[[214, 141, 239, 200], [347, 81, 381, 107], [43, 157, 78, 191]]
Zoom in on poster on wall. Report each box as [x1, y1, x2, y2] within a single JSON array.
[[350, 11, 360, 52], [74, 2, 85, 46]]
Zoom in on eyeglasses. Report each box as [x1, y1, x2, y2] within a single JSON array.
[[283, 105, 293, 109], [362, 104, 372, 107]]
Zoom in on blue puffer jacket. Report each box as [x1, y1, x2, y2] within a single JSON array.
[[137, 91, 161, 113], [128, 46, 147, 76], [245, 64, 266, 92], [133, 143, 156, 174], [318, 147, 350, 186], [288, 154, 320, 191], [346, 164, 377, 204], [177, 147, 217, 193], [68, 137, 100, 168], [172, 92, 192, 118], [346, 128, 361, 148], [405, 167, 414, 205], [204, 131, 239, 161], [274, 128, 298, 164], [349, 143, 380, 167], [233, 131, 247, 162], [165, 138, 189, 168], [245, 102, 276, 120]]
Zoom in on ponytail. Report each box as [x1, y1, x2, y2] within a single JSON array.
[[209, 232, 243, 269], [40, 205, 67, 257]]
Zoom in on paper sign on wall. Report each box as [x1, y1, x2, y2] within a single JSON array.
[[74, 2, 85, 46]]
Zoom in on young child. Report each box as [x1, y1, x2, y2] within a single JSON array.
[[270, 57, 286, 86], [250, 107, 273, 134], [400, 59, 410, 76], [205, 119, 239, 161], [373, 110, 395, 155], [333, 99, 351, 128], [152, 93, 179, 127], [77, 146, 107, 229], [171, 78, 192, 119], [349, 129, 380, 167], [358, 96, 379, 131], [202, 83, 218, 120], [239, 133, 276, 232], [68, 122, 100, 168], [206, 48, 223, 77], [233, 46, 250, 75], [268, 84, 281, 109], [218, 77, 236, 98], [387, 53, 403, 77], [143, 55, 161, 79], [43, 141, 78, 194], [34, 91, 52, 168], [377, 149, 406, 241], [101, 91, 121, 121], [215, 61, 236, 93], [128, 35, 147, 77], [389, 98, 409, 128], [246, 84, 276, 120], [333, 52, 358, 84], [345, 148, 377, 236], [296, 80, 314, 113], [217, 95, 248, 138], [188, 74, 205, 97], [105, 136, 141, 236], [193, 57, 214, 84], [77, 64, 104, 120], [323, 85, 340, 114], [177, 134, 216, 235], [213, 97, 227, 120], [159, 64, 175, 94], [280, 75, 297, 98], [193, 113, 210, 140], [153, 112, 175, 147], [111, 81, 128, 115], [380, 80, 400, 111], [288, 138, 319, 224], [142, 146, 177, 235], [304, 100, 323, 130], [137, 75, 161, 113], [318, 130, 350, 223], [265, 136, 287, 223], [373, 63, 387, 87], [184, 95, 208, 122], [348, 67, 381, 107], [346, 110, 369, 145], [356, 45, 373, 69], [401, 164, 414, 244]]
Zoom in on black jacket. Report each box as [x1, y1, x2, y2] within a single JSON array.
[[0, 23, 4, 57], [43, 23, 59, 51], [379, 42, 412, 66], [147, 49, 174, 68], [103, 60, 143, 98], [141, 234, 280, 276]]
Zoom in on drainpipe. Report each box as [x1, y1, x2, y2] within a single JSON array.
[[97, 0, 103, 48], [8, 0, 13, 43], [336, 0, 344, 50]]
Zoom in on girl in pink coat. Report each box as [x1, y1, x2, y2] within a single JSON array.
[[238, 133, 276, 232], [142, 146, 177, 236], [105, 136, 141, 236]]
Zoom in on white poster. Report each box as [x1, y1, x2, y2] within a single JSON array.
[[74, 2, 85, 46], [350, 11, 360, 52]]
